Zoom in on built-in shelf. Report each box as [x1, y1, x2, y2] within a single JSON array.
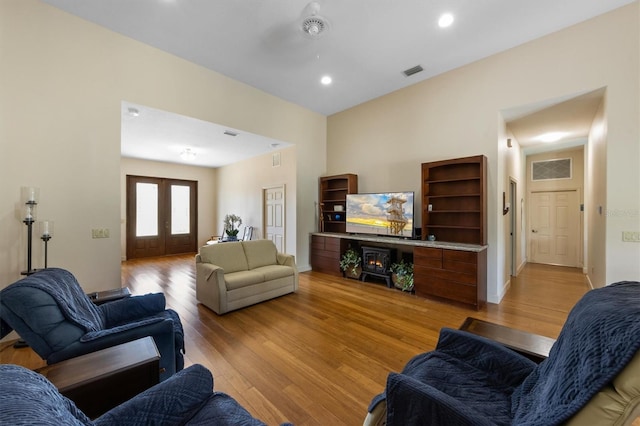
[[422, 155, 487, 246], [319, 174, 358, 234]]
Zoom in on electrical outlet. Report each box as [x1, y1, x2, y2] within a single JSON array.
[[622, 231, 640, 242], [91, 228, 110, 239]]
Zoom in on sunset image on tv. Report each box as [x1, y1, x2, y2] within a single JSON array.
[[346, 192, 414, 237]]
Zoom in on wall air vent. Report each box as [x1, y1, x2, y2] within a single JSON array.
[[403, 65, 424, 77], [223, 130, 238, 137]]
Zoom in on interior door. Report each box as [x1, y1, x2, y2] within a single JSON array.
[[126, 176, 197, 259], [264, 185, 285, 252], [529, 190, 579, 267]]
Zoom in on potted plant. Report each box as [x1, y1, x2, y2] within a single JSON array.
[[223, 214, 242, 241], [339, 247, 362, 279], [390, 259, 414, 292]]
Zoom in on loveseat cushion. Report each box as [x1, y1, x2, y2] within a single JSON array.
[[242, 240, 278, 270], [225, 270, 266, 290], [200, 242, 248, 273], [254, 265, 295, 281]]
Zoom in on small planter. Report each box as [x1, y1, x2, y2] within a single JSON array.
[[390, 259, 414, 292], [392, 273, 414, 292], [343, 265, 362, 280], [339, 248, 362, 280]]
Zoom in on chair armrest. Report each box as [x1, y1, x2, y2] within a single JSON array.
[[430, 328, 535, 385], [94, 364, 214, 425], [100, 293, 166, 327], [48, 319, 177, 381], [385, 373, 496, 426]]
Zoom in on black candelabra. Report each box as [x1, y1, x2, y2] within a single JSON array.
[[21, 193, 38, 276]]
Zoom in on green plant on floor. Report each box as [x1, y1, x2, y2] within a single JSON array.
[[339, 248, 362, 277], [390, 258, 414, 291]]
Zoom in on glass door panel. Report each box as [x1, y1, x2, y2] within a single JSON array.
[[171, 185, 190, 235], [136, 182, 159, 237]]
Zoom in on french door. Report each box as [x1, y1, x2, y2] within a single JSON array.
[[126, 176, 197, 259]]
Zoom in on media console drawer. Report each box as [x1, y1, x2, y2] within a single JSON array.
[[414, 246, 487, 309]]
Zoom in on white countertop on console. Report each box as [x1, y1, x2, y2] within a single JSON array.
[[312, 232, 487, 252]]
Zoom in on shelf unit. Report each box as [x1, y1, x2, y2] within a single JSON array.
[[319, 174, 358, 234], [422, 155, 487, 245]]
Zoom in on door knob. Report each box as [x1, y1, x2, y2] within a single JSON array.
[[532, 229, 538, 233]]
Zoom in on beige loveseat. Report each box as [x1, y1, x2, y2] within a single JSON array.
[[195, 239, 298, 314]]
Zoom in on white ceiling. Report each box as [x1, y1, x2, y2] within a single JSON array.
[[43, 0, 626, 166], [121, 102, 291, 168]]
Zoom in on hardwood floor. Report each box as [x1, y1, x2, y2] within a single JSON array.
[[1, 255, 590, 426]]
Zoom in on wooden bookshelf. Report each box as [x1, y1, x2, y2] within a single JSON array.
[[421, 155, 487, 245], [318, 174, 358, 234]]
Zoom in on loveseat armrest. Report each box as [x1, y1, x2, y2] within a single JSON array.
[[277, 252, 296, 267], [195, 262, 228, 314], [94, 364, 213, 425]]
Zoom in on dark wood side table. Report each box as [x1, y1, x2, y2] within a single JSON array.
[[37, 336, 160, 418], [459, 317, 556, 363], [88, 287, 131, 305]]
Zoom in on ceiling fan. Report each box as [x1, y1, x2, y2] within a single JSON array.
[[300, 1, 330, 38]]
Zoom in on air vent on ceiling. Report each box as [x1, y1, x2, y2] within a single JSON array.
[[223, 130, 238, 137], [403, 65, 424, 77]]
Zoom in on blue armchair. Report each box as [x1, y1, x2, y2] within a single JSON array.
[[366, 281, 640, 426], [0, 268, 184, 382], [0, 363, 289, 425]]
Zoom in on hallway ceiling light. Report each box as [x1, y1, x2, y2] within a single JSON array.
[[535, 131, 569, 143]]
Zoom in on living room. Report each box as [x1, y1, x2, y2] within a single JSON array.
[[2, 1, 638, 295], [1, 0, 640, 424]]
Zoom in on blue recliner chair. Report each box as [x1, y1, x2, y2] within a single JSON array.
[[0, 268, 184, 382], [0, 363, 288, 425], [366, 281, 640, 426]]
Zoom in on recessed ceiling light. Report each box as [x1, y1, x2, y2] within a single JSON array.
[[321, 75, 332, 85], [438, 13, 454, 28], [536, 132, 569, 143], [180, 148, 196, 161]]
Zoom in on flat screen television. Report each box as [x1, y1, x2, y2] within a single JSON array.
[[345, 192, 414, 238]]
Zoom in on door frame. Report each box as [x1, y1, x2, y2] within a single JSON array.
[[126, 175, 198, 259], [509, 178, 518, 276]]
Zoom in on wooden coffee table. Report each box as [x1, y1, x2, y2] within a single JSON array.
[[37, 336, 160, 418], [459, 317, 556, 363]]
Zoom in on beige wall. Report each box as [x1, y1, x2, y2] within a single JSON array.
[[327, 4, 640, 302], [500, 128, 526, 299], [215, 146, 298, 258], [587, 100, 608, 287], [0, 0, 325, 292], [119, 158, 218, 258]]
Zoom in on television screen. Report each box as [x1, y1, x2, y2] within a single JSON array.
[[346, 192, 414, 238]]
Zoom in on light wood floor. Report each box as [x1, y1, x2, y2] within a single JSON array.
[[1, 255, 591, 426]]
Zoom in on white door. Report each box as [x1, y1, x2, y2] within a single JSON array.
[[529, 190, 579, 267], [264, 185, 285, 252]]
